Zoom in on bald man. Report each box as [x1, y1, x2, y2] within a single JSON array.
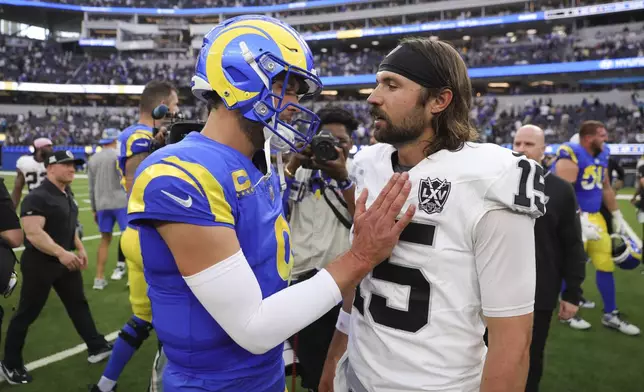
[[513, 125, 587, 392]]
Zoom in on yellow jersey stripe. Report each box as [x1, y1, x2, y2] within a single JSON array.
[[128, 162, 202, 214], [126, 131, 153, 158], [558, 145, 578, 165], [162, 156, 235, 225]]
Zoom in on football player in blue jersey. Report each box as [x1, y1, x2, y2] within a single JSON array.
[[127, 15, 415, 392], [90, 81, 180, 392], [555, 121, 640, 336]]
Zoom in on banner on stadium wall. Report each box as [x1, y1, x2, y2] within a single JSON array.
[[74, 1, 644, 46], [302, 0, 643, 41], [5, 0, 639, 41], [301, 12, 544, 41], [1, 145, 95, 171], [0, 0, 368, 15]]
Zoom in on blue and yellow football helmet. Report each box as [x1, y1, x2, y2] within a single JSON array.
[[191, 15, 323, 152], [611, 233, 642, 270]]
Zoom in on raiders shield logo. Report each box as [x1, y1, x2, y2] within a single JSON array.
[[418, 177, 451, 215]]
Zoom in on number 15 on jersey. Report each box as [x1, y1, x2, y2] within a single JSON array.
[[512, 155, 546, 215]]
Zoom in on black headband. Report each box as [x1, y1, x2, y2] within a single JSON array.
[[378, 44, 434, 88]]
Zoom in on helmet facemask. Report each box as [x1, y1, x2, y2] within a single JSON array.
[[237, 41, 322, 191], [238, 42, 322, 153]]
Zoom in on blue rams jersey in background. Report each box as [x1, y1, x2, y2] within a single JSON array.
[[117, 124, 154, 191], [556, 142, 609, 213], [127, 132, 292, 391]]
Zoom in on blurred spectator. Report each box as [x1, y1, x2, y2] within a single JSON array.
[[3, 24, 644, 88]]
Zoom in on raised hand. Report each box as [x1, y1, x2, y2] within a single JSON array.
[[350, 172, 416, 267]]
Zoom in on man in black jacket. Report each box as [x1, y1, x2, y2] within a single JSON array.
[[513, 125, 587, 392]]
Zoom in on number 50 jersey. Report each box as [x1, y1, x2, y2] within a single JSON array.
[[346, 143, 544, 392]]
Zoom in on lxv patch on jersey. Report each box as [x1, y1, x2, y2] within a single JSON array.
[[418, 177, 451, 215]]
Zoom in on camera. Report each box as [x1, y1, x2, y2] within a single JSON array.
[[149, 104, 205, 152], [167, 121, 205, 144], [311, 130, 339, 162]]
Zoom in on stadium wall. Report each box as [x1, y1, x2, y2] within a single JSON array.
[[493, 90, 644, 112]]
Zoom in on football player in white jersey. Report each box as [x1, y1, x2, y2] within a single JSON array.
[[319, 37, 545, 392], [11, 138, 53, 208]]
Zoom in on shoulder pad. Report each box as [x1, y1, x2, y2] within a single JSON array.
[[128, 154, 236, 228], [556, 143, 579, 164], [484, 150, 546, 219]]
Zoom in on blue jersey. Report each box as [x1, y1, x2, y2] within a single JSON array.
[[127, 132, 292, 392], [556, 142, 608, 213], [116, 124, 154, 192]]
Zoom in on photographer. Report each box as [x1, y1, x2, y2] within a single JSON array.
[[284, 107, 358, 391]]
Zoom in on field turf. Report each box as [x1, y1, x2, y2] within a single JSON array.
[[0, 172, 642, 392]]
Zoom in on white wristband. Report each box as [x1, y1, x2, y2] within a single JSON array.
[[336, 308, 351, 335]]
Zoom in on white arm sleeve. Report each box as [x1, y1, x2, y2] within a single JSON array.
[[474, 208, 536, 318], [183, 249, 343, 355]]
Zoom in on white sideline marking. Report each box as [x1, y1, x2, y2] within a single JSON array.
[[616, 194, 635, 200], [0, 331, 121, 383], [13, 231, 122, 252]]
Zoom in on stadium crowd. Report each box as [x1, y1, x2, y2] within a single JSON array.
[[0, 106, 200, 146], [2, 96, 641, 146], [2, 25, 643, 86]]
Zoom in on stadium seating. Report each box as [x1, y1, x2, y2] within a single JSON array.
[[3, 95, 641, 146], [3, 27, 643, 87]]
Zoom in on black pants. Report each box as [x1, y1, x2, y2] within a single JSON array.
[[3, 255, 106, 369], [287, 271, 341, 391], [526, 310, 554, 392]]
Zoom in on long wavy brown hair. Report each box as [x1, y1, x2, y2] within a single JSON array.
[[399, 37, 478, 156]]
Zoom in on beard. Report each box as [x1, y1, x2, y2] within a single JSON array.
[[370, 105, 429, 147], [239, 112, 266, 150], [591, 140, 604, 156]]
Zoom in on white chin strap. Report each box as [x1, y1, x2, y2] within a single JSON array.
[[256, 135, 286, 194]]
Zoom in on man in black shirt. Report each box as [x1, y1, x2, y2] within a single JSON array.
[[0, 151, 112, 385], [513, 125, 587, 392]]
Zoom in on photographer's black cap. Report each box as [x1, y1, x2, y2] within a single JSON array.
[[45, 150, 85, 167]]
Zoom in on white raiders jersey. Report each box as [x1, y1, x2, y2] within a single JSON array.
[[16, 155, 47, 192], [345, 142, 544, 392]]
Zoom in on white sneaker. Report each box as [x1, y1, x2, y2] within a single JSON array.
[[93, 278, 108, 290], [579, 298, 596, 309], [110, 265, 126, 281], [561, 315, 592, 330], [602, 311, 641, 336]]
